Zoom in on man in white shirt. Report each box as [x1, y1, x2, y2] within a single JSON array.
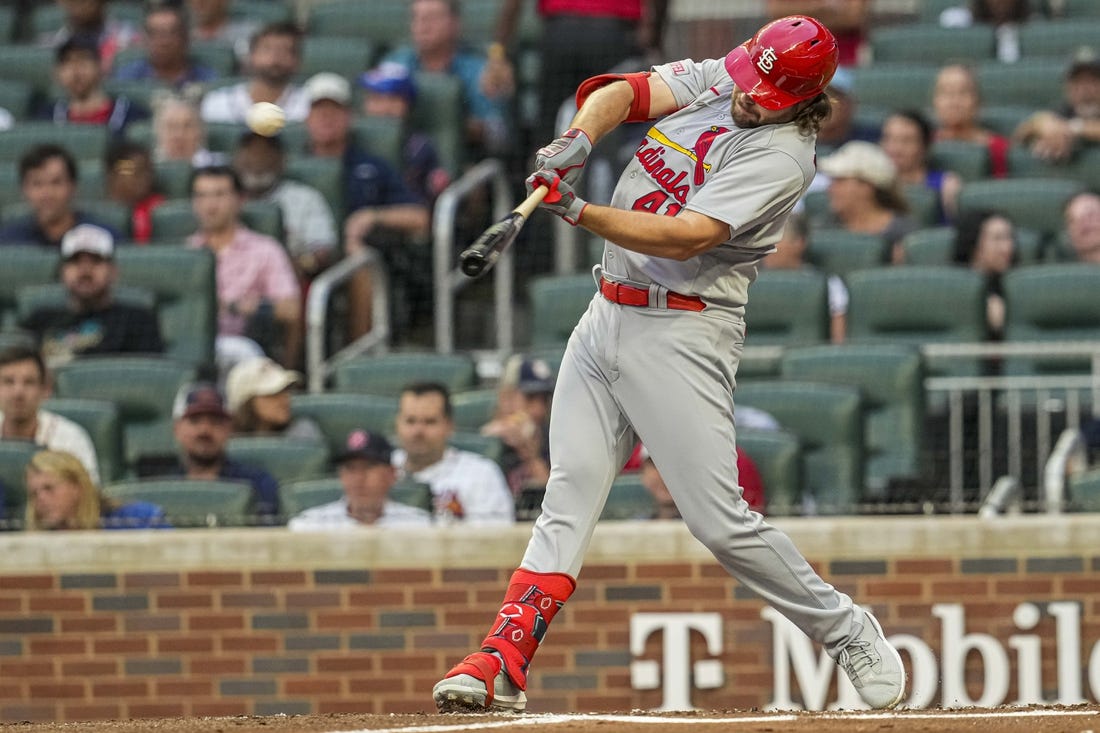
[[288, 428, 432, 530], [200, 22, 309, 125], [393, 382, 514, 525], [0, 346, 100, 483]]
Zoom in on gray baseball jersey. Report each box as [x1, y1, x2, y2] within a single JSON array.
[[519, 58, 868, 657]]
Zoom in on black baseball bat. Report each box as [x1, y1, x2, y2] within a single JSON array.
[[460, 186, 549, 278]]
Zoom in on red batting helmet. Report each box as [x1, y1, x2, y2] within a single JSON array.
[[725, 15, 839, 111]]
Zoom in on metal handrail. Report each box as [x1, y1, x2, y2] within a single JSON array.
[[432, 158, 514, 354], [1042, 428, 1089, 514], [304, 248, 390, 393]]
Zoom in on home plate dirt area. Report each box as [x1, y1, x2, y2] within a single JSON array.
[[2, 705, 1100, 733]]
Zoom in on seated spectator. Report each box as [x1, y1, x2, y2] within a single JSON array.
[[359, 62, 452, 204], [187, 0, 258, 65], [0, 144, 122, 248], [20, 224, 163, 366], [24, 449, 169, 530], [104, 140, 166, 244], [393, 382, 514, 524], [42, 34, 145, 136], [880, 109, 962, 224], [482, 357, 553, 497], [186, 166, 301, 371], [0, 346, 100, 483], [1063, 191, 1100, 264], [225, 355, 322, 441], [232, 131, 337, 281], [288, 428, 432, 529], [201, 22, 309, 125], [939, 0, 1034, 63], [931, 63, 1009, 178], [38, 0, 138, 70], [818, 140, 915, 265], [113, 4, 217, 90], [152, 94, 225, 168], [165, 381, 280, 521], [383, 0, 511, 156], [1014, 48, 1100, 162], [762, 212, 849, 343], [953, 209, 1018, 338], [638, 444, 765, 519]]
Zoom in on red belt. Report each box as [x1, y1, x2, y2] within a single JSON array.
[[599, 277, 706, 312]]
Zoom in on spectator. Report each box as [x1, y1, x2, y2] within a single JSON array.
[[931, 63, 1009, 178], [637, 444, 765, 518], [879, 109, 962, 225], [166, 381, 280, 521], [152, 94, 225, 168], [818, 140, 915, 265], [358, 63, 452, 204], [383, 0, 511, 155], [1063, 191, 1100, 264], [232, 131, 337, 281], [20, 224, 163, 366], [1014, 48, 1100, 162], [186, 165, 301, 371], [113, 4, 217, 90], [0, 144, 122, 248], [766, 0, 871, 66], [939, 0, 1034, 63], [0, 346, 100, 483], [187, 0, 258, 65], [953, 209, 1018, 338], [38, 0, 138, 70], [301, 72, 431, 341], [762, 212, 848, 343], [482, 357, 553, 497], [43, 33, 145, 136], [817, 68, 879, 150], [104, 139, 165, 244], [24, 449, 169, 530], [288, 428, 432, 529], [393, 382, 514, 524], [225, 355, 322, 441], [201, 22, 308, 125]]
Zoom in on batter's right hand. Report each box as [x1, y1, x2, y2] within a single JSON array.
[[535, 128, 592, 185]]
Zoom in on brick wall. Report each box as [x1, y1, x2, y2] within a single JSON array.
[[1, 517, 1098, 722]]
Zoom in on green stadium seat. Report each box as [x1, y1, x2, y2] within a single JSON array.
[[31, 1, 145, 39], [0, 331, 36, 353], [204, 120, 248, 153], [1002, 264, 1100, 376], [0, 5, 14, 43], [931, 140, 990, 181], [151, 199, 284, 242], [290, 393, 400, 454], [42, 398, 123, 483], [529, 273, 595, 348], [900, 227, 954, 265], [976, 60, 1065, 108], [279, 477, 342, 517], [0, 440, 38, 527], [980, 105, 1033, 137], [850, 64, 938, 111], [390, 476, 433, 513], [1068, 468, 1100, 512], [449, 431, 504, 465], [743, 269, 829, 378], [0, 78, 34, 120], [869, 25, 995, 64], [451, 388, 498, 431], [102, 78, 163, 115], [0, 247, 61, 328], [102, 478, 252, 527], [1019, 19, 1100, 58], [0, 46, 57, 94], [735, 380, 863, 514], [333, 353, 477, 397], [285, 155, 345, 220], [600, 473, 654, 520], [234, 0, 293, 24], [736, 427, 802, 517], [241, 200, 285, 241], [1008, 145, 1100, 192], [1059, 0, 1100, 16], [957, 178, 1086, 245], [806, 229, 887, 278], [16, 283, 155, 324], [0, 122, 110, 163], [1, 200, 131, 240], [918, 0, 963, 21], [300, 37, 375, 80], [225, 436, 330, 486], [781, 344, 925, 499], [153, 160, 195, 200], [903, 184, 940, 229], [353, 116, 406, 171], [410, 71, 465, 176], [189, 40, 238, 77], [307, 0, 406, 45]]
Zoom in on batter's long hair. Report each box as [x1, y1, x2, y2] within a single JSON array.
[[795, 92, 832, 137]]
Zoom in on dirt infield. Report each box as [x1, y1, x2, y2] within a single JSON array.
[[2, 706, 1099, 733]]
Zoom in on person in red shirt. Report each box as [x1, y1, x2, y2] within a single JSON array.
[[43, 34, 145, 136], [630, 444, 765, 517], [104, 141, 165, 244]]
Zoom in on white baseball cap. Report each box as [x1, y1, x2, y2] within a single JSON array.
[[225, 356, 302, 413], [817, 141, 897, 190], [60, 224, 115, 261], [304, 72, 351, 106]]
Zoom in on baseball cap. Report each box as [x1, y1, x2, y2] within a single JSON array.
[[358, 62, 417, 101], [61, 224, 115, 261], [304, 72, 351, 106], [517, 358, 555, 395], [172, 382, 230, 420], [225, 356, 302, 414], [817, 140, 897, 189], [334, 428, 393, 465], [1067, 46, 1100, 80]]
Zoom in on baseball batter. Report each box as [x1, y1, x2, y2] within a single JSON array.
[[434, 15, 906, 713]]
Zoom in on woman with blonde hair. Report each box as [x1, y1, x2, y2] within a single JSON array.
[[24, 450, 170, 530]]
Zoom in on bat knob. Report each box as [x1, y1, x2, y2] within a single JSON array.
[[460, 250, 486, 278]]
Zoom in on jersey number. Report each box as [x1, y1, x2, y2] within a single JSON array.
[[632, 191, 682, 217]]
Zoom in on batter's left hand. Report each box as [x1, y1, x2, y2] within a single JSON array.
[[526, 171, 587, 226]]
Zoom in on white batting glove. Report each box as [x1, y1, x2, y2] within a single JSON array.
[[534, 128, 592, 185]]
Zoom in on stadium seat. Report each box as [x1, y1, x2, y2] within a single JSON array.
[[0, 46, 57, 95], [188, 41, 238, 77], [529, 273, 595, 348], [903, 184, 940, 229], [930, 140, 990, 182], [102, 79, 163, 115], [234, 0, 293, 25], [42, 398, 123, 483], [0, 78, 34, 121], [850, 64, 938, 112], [1002, 264, 1100, 376], [410, 71, 465, 176], [203, 120, 248, 153], [600, 473, 654, 520], [285, 155, 344, 221], [869, 25, 995, 64], [225, 436, 330, 486], [0, 5, 13, 43], [743, 269, 829, 377], [16, 283, 155, 336], [307, 0, 407, 45], [154, 160, 195, 200], [333, 353, 478, 397], [980, 105, 1034, 137], [451, 388, 498, 432], [781, 344, 925, 499], [0, 440, 38, 526], [736, 427, 802, 517], [300, 37, 375, 81], [976, 60, 1065, 108], [735, 380, 864, 514], [1, 199, 131, 240], [806, 229, 887, 278], [0, 122, 110, 164], [150, 199, 284, 242], [0, 246, 61, 328], [102, 478, 252, 527], [1019, 19, 1100, 58], [355, 116, 405, 170], [449, 431, 504, 465], [957, 178, 1085, 245], [1059, 0, 1100, 16], [391, 476, 433, 513], [918, 0, 963, 22], [1008, 145, 1100, 192], [279, 477, 342, 518], [1068, 468, 1100, 512], [290, 393, 400, 454], [900, 227, 954, 265], [31, 1, 144, 38], [0, 331, 36, 353]]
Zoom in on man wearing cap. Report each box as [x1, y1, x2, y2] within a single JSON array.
[[1014, 47, 1100, 162], [20, 224, 163, 367], [287, 428, 432, 529], [434, 15, 905, 714], [166, 381, 281, 521], [482, 357, 554, 497]]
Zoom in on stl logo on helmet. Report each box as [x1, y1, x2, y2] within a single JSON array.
[[756, 47, 778, 73]]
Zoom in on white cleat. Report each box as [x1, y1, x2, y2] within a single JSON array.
[[838, 610, 907, 710], [433, 670, 526, 713]]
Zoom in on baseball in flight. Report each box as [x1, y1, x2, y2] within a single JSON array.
[[245, 102, 286, 136]]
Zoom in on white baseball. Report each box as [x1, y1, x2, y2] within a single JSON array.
[[246, 102, 286, 137]]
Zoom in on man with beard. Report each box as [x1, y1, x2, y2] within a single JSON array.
[[21, 224, 163, 367], [166, 382, 280, 522], [200, 22, 308, 125]]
